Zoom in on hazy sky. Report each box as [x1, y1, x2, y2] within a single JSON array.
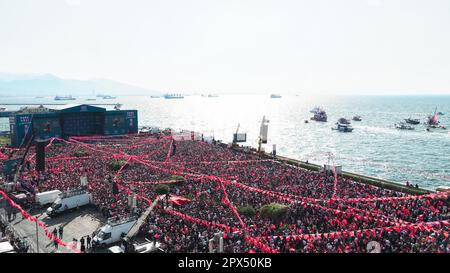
[[1, 0, 450, 95]]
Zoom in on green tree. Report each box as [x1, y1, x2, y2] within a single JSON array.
[[237, 205, 256, 218], [259, 203, 289, 223], [154, 184, 170, 195]]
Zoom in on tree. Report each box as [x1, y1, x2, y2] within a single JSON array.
[[72, 150, 89, 157], [259, 203, 288, 223], [109, 159, 128, 171], [237, 205, 256, 218], [154, 184, 170, 195]]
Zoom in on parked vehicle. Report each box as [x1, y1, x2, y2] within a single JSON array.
[[92, 217, 137, 247], [46, 190, 91, 216], [35, 190, 62, 207]]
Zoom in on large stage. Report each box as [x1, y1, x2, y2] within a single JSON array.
[[8, 104, 138, 147]]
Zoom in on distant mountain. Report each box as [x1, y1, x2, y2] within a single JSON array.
[[0, 73, 161, 96]]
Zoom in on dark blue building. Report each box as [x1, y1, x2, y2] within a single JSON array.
[[9, 104, 138, 147]]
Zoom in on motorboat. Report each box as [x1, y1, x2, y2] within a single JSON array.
[[0, 107, 7, 112], [310, 107, 327, 122], [208, 94, 219, 98], [114, 103, 122, 110], [395, 123, 414, 130], [333, 123, 353, 132], [270, 94, 282, 98], [150, 95, 160, 98], [352, 115, 362, 121], [337, 118, 351, 124], [404, 118, 420, 125]]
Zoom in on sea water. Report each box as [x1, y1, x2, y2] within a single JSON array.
[[1, 94, 449, 190]]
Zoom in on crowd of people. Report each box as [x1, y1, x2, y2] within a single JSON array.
[[1, 132, 449, 253]]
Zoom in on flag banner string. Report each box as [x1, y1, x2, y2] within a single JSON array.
[[0, 189, 80, 253]]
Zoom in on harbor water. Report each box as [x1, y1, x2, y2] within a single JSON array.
[[1, 94, 450, 190]]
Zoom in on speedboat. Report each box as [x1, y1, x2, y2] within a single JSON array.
[[404, 118, 420, 125], [395, 123, 414, 130], [0, 107, 7, 112], [270, 94, 282, 98], [333, 123, 353, 132], [352, 115, 362, 121], [208, 94, 219, 98]]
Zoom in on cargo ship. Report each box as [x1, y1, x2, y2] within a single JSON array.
[[54, 95, 76, 101], [164, 94, 184, 99]]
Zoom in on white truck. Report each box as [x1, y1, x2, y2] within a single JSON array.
[[92, 217, 137, 247], [46, 190, 91, 216], [35, 190, 62, 207]]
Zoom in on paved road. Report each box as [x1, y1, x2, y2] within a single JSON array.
[[1, 199, 105, 253]]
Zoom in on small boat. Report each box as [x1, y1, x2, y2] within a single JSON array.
[[304, 120, 309, 123], [150, 95, 160, 98], [86, 98, 97, 101], [0, 107, 7, 111], [426, 107, 446, 129], [208, 94, 219, 98], [35, 96, 44, 98], [333, 123, 353, 132], [337, 118, 351, 124], [164, 94, 184, 99], [404, 118, 420, 125], [352, 115, 362, 121], [395, 123, 414, 130], [54, 95, 76, 101], [438, 112, 444, 115], [310, 107, 327, 122], [270, 94, 282, 98], [114, 103, 122, 110], [102, 95, 117, 99]]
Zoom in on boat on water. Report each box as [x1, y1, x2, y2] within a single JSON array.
[[150, 95, 160, 98], [208, 94, 219, 98], [438, 112, 445, 115], [405, 118, 420, 125], [395, 123, 414, 130], [270, 94, 282, 98], [426, 107, 446, 130], [54, 95, 76, 101], [0, 107, 7, 112], [102, 95, 117, 99], [86, 98, 97, 101], [352, 115, 362, 121], [333, 123, 353, 132], [337, 118, 351, 124], [310, 107, 327, 122], [164, 94, 184, 99]]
